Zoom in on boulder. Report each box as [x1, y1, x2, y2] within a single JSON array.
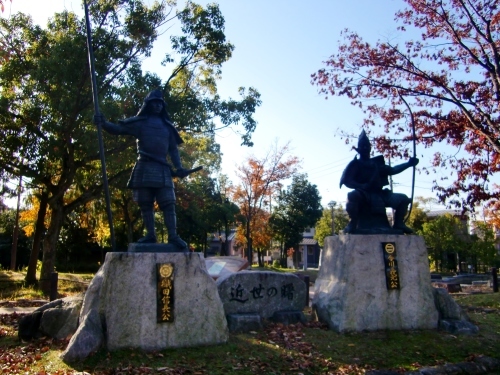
[[433, 287, 478, 335], [39, 296, 83, 339], [18, 295, 83, 340], [18, 311, 43, 341], [63, 251, 228, 362], [313, 235, 438, 332], [216, 271, 306, 319], [59, 309, 103, 363], [432, 287, 469, 321]]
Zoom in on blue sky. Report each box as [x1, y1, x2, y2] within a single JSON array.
[[6, 0, 450, 209]]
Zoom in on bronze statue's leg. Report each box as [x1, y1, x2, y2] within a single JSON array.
[[138, 205, 157, 243], [158, 192, 187, 249], [344, 201, 358, 233], [392, 203, 413, 234], [344, 191, 361, 233], [134, 188, 157, 243]]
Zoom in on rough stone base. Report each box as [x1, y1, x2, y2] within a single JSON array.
[[270, 310, 306, 325], [128, 243, 186, 253], [63, 252, 227, 362], [439, 319, 479, 335], [226, 313, 262, 333], [18, 296, 83, 341], [312, 235, 438, 332]]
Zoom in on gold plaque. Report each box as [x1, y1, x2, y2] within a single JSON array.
[[157, 263, 174, 323], [159, 264, 173, 278], [384, 243, 395, 254]]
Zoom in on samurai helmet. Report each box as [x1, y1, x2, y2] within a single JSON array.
[[136, 89, 170, 119], [355, 129, 371, 156], [143, 89, 166, 105]]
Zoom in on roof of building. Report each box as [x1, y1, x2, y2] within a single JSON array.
[[427, 209, 468, 218], [299, 238, 318, 246]]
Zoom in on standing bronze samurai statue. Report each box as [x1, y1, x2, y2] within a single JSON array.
[[94, 90, 189, 249], [340, 130, 419, 234]]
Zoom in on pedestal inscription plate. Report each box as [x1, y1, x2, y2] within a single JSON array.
[[157, 263, 174, 322]]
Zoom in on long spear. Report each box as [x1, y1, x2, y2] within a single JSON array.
[[83, 0, 116, 251]]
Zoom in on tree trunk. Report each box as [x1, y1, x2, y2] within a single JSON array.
[[25, 191, 49, 285], [222, 220, 229, 256], [10, 175, 23, 271], [245, 214, 252, 264], [39, 197, 64, 295], [257, 249, 263, 267]]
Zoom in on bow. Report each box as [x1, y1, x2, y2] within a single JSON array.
[[399, 93, 417, 223]]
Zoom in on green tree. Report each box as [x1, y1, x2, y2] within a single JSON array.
[[421, 214, 468, 272], [209, 175, 240, 256], [269, 174, 322, 266], [314, 205, 349, 247], [469, 221, 498, 272], [0, 1, 260, 292], [0, 208, 31, 270], [406, 202, 429, 234]]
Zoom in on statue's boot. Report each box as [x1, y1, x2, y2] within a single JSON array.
[[344, 201, 358, 233], [392, 207, 413, 234], [163, 209, 187, 250], [138, 207, 157, 243], [343, 219, 358, 234]]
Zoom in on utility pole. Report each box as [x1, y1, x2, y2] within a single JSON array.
[[328, 201, 337, 235]]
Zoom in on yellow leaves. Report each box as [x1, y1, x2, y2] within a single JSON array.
[[19, 196, 47, 238]]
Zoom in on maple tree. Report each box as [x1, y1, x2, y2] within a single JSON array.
[[234, 207, 272, 265], [484, 198, 500, 230], [312, 0, 500, 211], [232, 142, 299, 264]]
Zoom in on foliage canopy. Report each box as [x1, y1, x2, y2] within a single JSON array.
[[312, 0, 500, 210]]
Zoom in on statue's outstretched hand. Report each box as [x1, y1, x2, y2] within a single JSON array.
[[408, 157, 419, 167], [93, 114, 106, 126], [175, 167, 189, 178]]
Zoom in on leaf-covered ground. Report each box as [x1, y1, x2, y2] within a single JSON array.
[[0, 273, 498, 374], [0, 297, 498, 375]]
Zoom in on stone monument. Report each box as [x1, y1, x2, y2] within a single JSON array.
[[313, 235, 439, 332], [217, 271, 307, 332], [61, 252, 228, 362], [313, 132, 441, 332], [61, 91, 224, 363]]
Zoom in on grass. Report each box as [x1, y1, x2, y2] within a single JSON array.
[[0, 270, 93, 301], [0, 271, 499, 374]]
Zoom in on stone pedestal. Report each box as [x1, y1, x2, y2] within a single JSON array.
[[63, 252, 227, 361], [312, 235, 438, 332]]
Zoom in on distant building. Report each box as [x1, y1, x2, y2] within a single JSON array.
[[207, 230, 239, 257], [298, 227, 321, 269]]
